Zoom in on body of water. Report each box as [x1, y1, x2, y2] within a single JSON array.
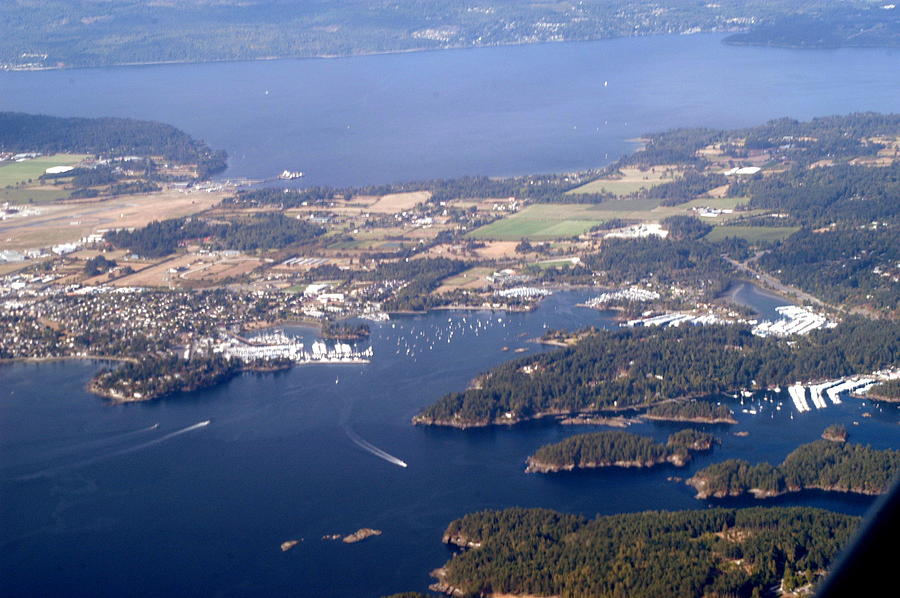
[[0, 35, 898, 186], [2, 289, 898, 597]]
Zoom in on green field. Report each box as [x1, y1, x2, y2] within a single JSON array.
[[0, 154, 88, 187], [567, 179, 656, 196], [468, 205, 604, 240], [704, 226, 800, 243]]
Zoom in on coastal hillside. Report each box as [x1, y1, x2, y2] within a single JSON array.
[[1, 1, 892, 70]]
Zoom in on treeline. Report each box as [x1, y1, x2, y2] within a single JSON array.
[[757, 226, 899, 314], [414, 317, 900, 427], [0, 112, 227, 178], [645, 400, 736, 423], [436, 506, 858, 597], [105, 213, 324, 257], [526, 429, 714, 472], [688, 439, 900, 499], [91, 354, 241, 401]]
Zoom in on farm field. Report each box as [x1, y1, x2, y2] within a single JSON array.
[[705, 225, 800, 243], [0, 154, 89, 187], [468, 196, 758, 240], [566, 166, 680, 196]]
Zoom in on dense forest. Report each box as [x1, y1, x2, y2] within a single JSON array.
[[644, 400, 736, 424], [0, 112, 227, 178], [414, 317, 900, 427], [434, 506, 858, 597], [525, 429, 715, 473], [688, 439, 900, 499], [105, 213, 324, 257]]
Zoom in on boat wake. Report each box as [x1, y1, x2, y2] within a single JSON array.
[[15, 421, 210, 480], [343, 426, 407, 468]]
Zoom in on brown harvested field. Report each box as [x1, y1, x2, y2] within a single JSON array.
[[368, 191, 431, 213], [109, 253, 264, 287], [180, 257, 263, 282], [474, 241, 520, 259], [0, 189, 226, 251], [706, 184, 730, 198]]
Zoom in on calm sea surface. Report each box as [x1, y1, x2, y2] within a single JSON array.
[[2, 35, 900, 597], [0, 35, 898, 186]]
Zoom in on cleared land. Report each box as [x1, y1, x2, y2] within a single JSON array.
[[705, 226, 800, 243], [0, 154, 89, 187], [0, 189, 226, 251], [567, 166, 680, 196]]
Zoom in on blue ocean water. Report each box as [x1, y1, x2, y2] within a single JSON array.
[[0, 35, 898, 186]]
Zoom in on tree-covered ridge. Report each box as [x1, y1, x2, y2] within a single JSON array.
[[105, 213, 324, 257], [414, 317, 900, 427], [0, 112, 227, 178], [525, 429, 715, 473], [645, 400, 736, 424], [688, 440, 900, 499], [437, 507, 858, 598], [2, 1, 887, 69]]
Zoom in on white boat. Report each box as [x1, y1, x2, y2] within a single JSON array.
[[278, 169, 304, 180]]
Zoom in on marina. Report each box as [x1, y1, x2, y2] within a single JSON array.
[[212, 330, 372, 364]]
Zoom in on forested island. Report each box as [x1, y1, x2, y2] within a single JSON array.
[[414, 318, 900, 428], [525, 429, 715, 473], [687, 439, 900, 499], [424, 506, 858, 597]]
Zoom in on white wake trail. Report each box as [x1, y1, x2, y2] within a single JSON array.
[[16, 421, 210, 480], [344, 427, 407, 468]]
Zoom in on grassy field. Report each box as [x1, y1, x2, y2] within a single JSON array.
[[704, 226, 799, 243], [0, 154, 88, 187], [0, 187, 70, 205]]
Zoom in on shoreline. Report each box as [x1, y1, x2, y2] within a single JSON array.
[[3, 32, 735, 74]]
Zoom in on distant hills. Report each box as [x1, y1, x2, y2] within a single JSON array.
[[1, 1, 896, 70]]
